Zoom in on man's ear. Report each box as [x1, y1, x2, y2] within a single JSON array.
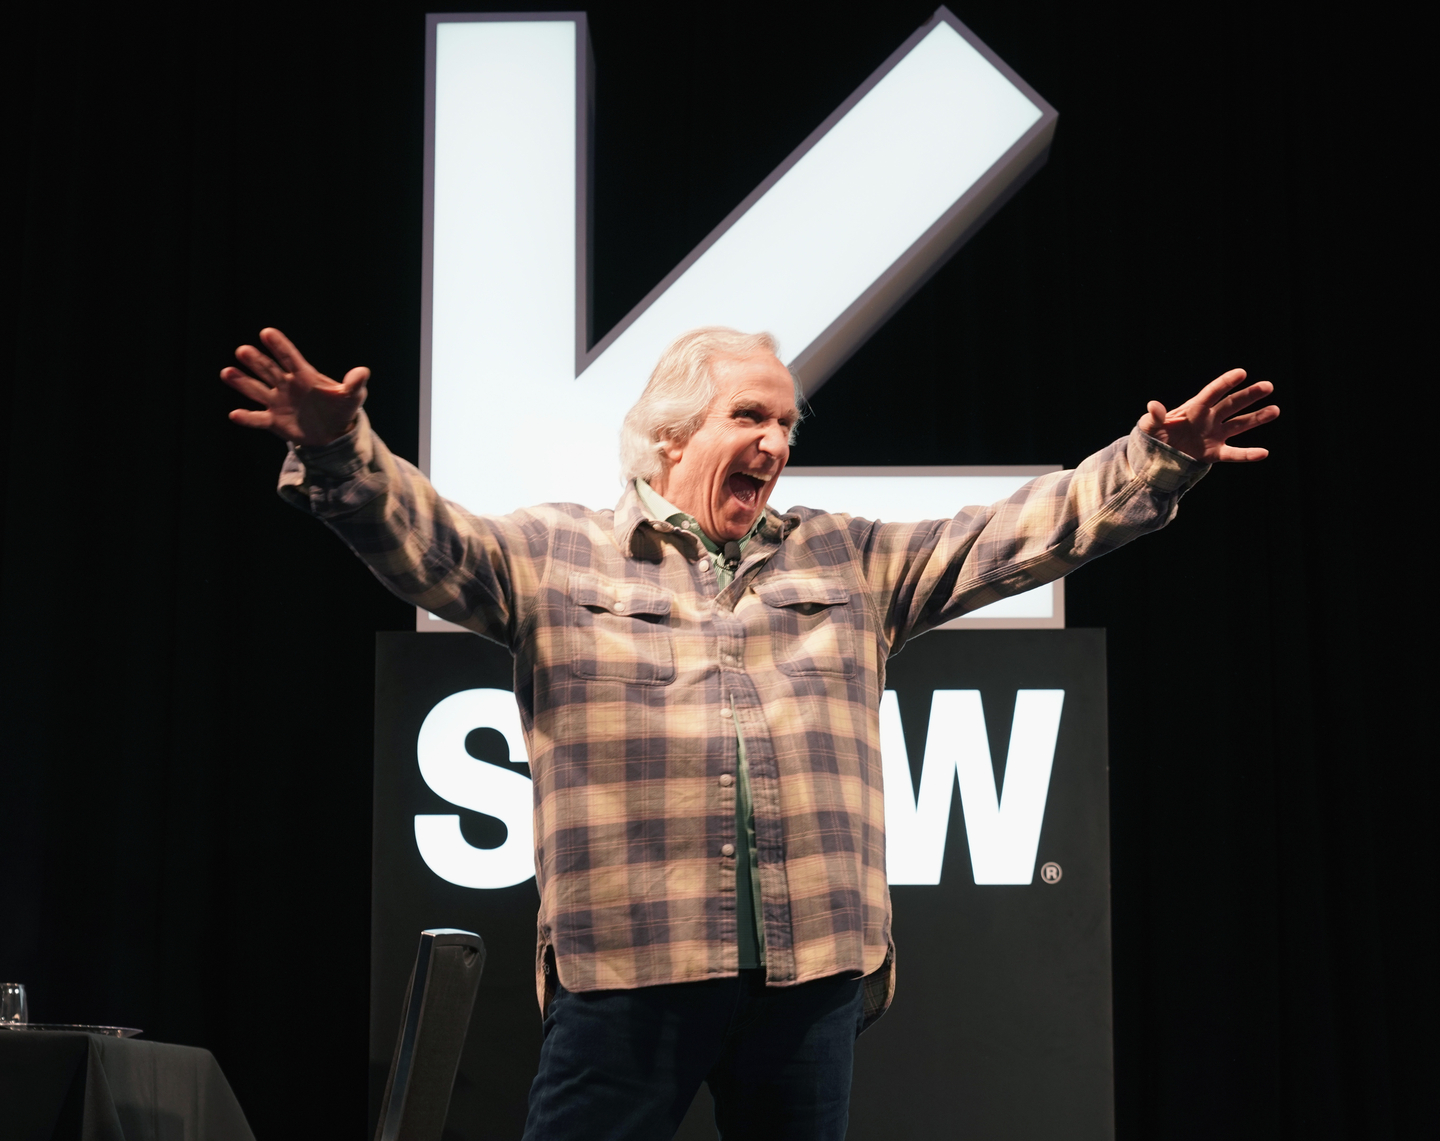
[[659, 435, 685, 467]]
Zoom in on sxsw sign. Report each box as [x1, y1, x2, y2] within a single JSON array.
[[414, 685, 1065, 890]]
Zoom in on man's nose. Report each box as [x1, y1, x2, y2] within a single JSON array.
[[758, 423, 789, 458]]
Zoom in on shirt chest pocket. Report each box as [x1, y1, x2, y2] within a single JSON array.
[[566, 574, 677, 685], [754, 575, 857, 678]]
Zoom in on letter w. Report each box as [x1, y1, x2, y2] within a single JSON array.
[[881, 689, 1064, 884]]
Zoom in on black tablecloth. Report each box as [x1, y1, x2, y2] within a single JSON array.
[[0, 1030, 256, 1141]]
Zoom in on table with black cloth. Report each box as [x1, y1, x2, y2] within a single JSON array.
[[0, 1029, 256, 1141]]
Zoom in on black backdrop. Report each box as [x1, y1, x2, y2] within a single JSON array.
[[0, 2, 1428, 1138]]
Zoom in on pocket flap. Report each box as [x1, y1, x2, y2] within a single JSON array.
[[570, 574, 673, 617], [754, 575, 850, 608]]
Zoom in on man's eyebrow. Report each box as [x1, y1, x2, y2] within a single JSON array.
[[730, 397, 800, 420]]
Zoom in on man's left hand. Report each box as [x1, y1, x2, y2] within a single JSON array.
[[1138, 368, 1279, 463]]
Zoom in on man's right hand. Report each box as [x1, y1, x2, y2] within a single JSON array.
[[221, 327, 369, 447]]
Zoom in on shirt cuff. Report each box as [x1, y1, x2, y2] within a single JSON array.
[[291, 410, 374, 478], [277, 411, 378, 511], [1125, 425, 1210, 494]]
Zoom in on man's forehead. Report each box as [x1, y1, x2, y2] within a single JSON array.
[[713, 353, 799, 417]]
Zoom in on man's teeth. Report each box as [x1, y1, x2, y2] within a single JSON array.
[[739, 472, 772, 482]]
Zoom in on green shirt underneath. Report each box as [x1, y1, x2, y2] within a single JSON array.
[[636, 479, 765, 969]]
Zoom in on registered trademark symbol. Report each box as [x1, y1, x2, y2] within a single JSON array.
[[1040, 862, 1062, 884]]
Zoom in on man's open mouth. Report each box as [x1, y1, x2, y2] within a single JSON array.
[[725, 471, 771, 507]]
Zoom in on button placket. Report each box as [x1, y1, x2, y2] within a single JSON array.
[[715, 606, 744, 672]]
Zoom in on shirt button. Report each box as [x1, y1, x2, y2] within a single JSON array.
[[721, 843, 736, 857], [720, 708, 732, 720], [699, 558, 710, 572], [719, 774, 734, 787], [613, 601, 626, 613]]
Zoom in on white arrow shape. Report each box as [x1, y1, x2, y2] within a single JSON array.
[[422, 8, 1056, 520]]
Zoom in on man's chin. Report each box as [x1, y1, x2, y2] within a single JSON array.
[[715, 510, 762, 542], [713, 482, 777, 540]]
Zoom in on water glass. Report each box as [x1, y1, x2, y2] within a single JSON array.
[[1, 982, 27, 1024]]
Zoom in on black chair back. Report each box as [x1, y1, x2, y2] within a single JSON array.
[[374, 928, 487, 1141]]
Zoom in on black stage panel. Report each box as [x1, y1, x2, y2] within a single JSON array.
[[371, 629, 1112, 1139]]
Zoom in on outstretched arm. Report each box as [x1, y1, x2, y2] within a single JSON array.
[[1137, 368, 1278, 462], [220, 326, 540, 646], [220, 327, 368, 447], [859, 369, 1277, 645]]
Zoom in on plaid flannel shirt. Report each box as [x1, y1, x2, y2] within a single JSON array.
[[279, 414, 1206, 1027]]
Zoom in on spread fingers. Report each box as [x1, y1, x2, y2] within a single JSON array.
[[1214, 380, 1275, 419], [1195, 368, 1249, 407], [259, 327, 311, 376], [227, 408, 274, 430], [234, 343, 287, 386], [219, 367, 276, 405], [1220, 404, 1280, 437]]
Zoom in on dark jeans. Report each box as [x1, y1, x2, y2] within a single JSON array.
[[521, 969, 865, 1141]]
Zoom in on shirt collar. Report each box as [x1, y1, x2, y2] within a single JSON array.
[[634, 478, 685, 529], [617, 479, 797, 561]]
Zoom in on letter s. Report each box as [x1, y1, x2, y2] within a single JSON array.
[[413, 688, 536, 889]]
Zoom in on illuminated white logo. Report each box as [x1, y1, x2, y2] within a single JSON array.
[[414, 686, 1063, 889], [414, 689, 535, 889], [421, 8, 1060, 625], [881, 689, 1064, 884]]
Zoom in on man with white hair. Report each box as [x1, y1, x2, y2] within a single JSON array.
[[222, 325, 1276, 1140]]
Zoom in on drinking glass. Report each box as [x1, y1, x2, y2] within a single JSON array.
[[1, 982, 27, 1024]]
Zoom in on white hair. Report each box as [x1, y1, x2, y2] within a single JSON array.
[[619, 327, 804, 484]]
